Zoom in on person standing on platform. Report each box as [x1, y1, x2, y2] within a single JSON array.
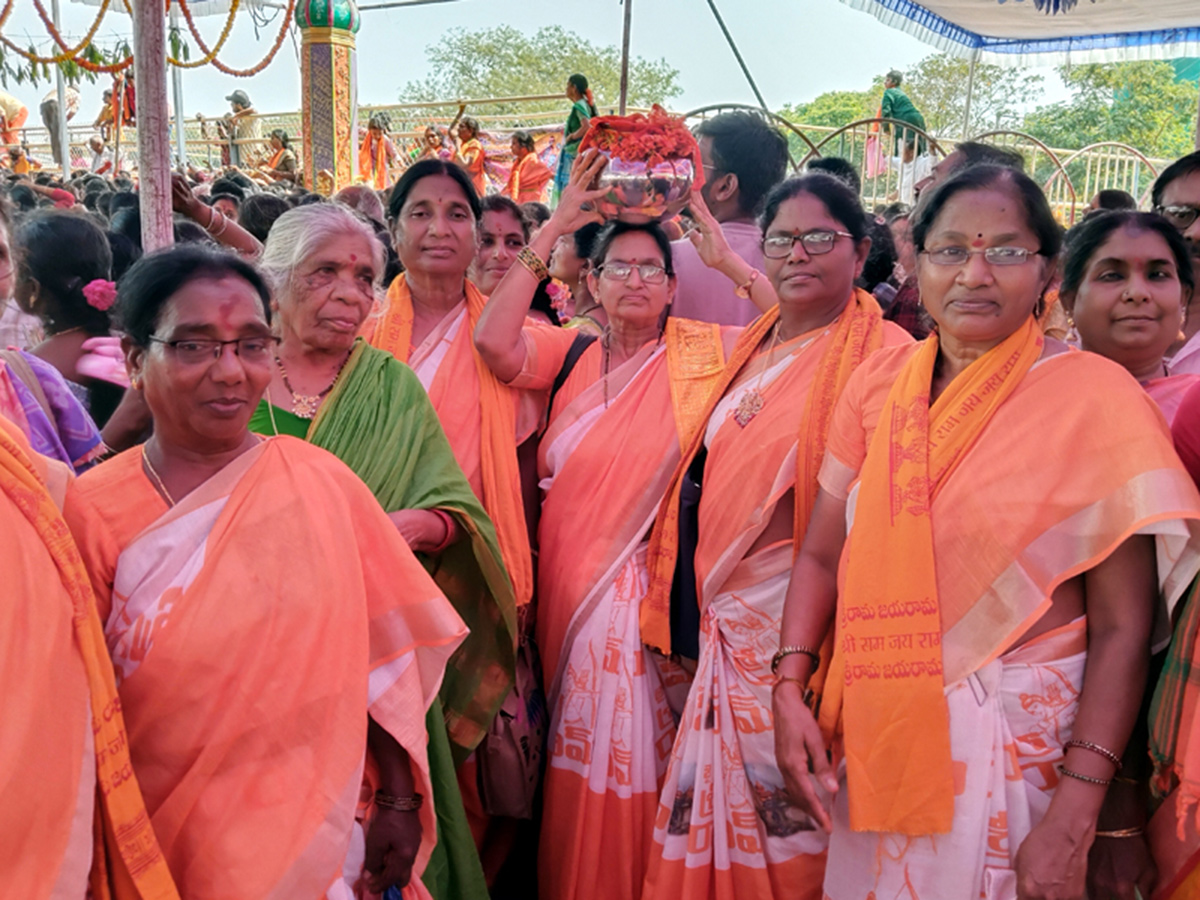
[[0, 90, 29, 147], [880, 70, 926, 164], [39, 85, 79, 170]]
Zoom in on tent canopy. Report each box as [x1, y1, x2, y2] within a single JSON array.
[[841, 0, 1200, 66]]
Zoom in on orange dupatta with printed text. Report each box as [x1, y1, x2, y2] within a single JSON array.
[[0, 419, 178, 900], [642, 288, 886, 654], [826, 317, 1042, 835], [370, 275, 532, 607]]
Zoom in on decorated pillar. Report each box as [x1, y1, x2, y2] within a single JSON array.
[[296, 0, 360, 194]]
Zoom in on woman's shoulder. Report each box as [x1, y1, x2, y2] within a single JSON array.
[[71, 446, 146, 503], [881, 319, 917, 347]]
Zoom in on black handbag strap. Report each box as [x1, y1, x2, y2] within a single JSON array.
[[547, 332, 598, 420]]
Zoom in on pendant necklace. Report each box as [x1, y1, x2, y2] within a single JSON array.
[[276, 352, 350, 419], [734, 321, 785, 427]]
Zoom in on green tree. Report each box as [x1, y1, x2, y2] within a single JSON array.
[[1022, 62, 1198, 158], [902, 55, 1044, 136], [397, 25, 681, 115]]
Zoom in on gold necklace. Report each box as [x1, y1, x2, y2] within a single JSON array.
[[601, 326, 663, 409], [733, 322, 785, 427], [141, 446, 177, 507], [275, 352, 350, 419]]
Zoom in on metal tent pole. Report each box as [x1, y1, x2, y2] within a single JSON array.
[[618, 0, 632, 115], [170, 7, 189, 170], [962, 47, 980, 139], [51, 0, 71, 172], [705, 0, 769, 112]]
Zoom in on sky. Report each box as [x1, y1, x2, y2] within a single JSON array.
[[2, 0, 1071, 127]]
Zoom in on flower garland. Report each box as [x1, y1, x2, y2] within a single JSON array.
[[176, 0, 296, 77], [0, 0, 294, 78]]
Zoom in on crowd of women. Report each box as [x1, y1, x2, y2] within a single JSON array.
[[5, 97, 1200, 900]]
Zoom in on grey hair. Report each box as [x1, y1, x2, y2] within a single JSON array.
[[258, 202, 386, 300]]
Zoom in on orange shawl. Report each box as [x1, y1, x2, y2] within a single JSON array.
[[65, 438, 465, 898], [459, 138, 486, 195], [508, 153, 553, 204], [537, 319, 725, 684], [0, 418, 178, 900], [371, 275, 532, 608], [820, 319, 1200, 836], [642, 288, 887, 654]]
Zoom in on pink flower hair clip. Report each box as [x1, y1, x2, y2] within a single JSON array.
[[82, 279, 118, 312]]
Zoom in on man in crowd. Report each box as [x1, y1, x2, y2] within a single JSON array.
[[1154, 152, 1200, 373], [881, 69, 926, 164], [219, 89, 262, 168], [39, 84, 80, 169], [671, 109, 790, 325], [0, 90, 29, 146]]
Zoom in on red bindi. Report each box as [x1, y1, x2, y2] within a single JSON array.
[[970, 237, 985, 248]]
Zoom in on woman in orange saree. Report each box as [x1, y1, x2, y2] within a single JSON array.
[[477, 177, 748, 898], [0, 416, 178, 900], [638, 175, 911, 900], [1060, 210, 1200, 425], [775, 165, 1200, 900], [360, 114, 399, 191], [455, 117, 487, 197], [63, 246, 466, 900], [504, 131, 553, 205]]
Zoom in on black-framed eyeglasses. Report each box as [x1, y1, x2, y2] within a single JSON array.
[[922, 246, 1038, 267], [148, 336, 278, 365], [762, 230, 853, 259], [597, 262, 669, 285], [1155, 204, 1200, 230]]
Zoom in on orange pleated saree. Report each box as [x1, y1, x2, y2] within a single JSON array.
[[0, 418, 178, 900], [816, 321, 1200, 898], [536, 319, 726, 900], [640, 291, 908, 900], [64, 437, 467, 899]]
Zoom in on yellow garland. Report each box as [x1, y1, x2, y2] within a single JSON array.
[[33, 0, 112, 63]]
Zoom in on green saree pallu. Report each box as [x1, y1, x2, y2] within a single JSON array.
[[251, 338, 518, 900]]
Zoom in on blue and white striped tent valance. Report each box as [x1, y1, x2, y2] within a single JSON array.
[[841, 0, 1200, 66]]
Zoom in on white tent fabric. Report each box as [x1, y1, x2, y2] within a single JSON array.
[[70, 0, 284, 16], [841, 0, 1200, 66]]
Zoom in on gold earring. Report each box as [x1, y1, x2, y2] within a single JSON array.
[[1066, 315, 1079, 345]]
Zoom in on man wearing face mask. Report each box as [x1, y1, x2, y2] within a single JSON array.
[[670, 110, 789, 326]]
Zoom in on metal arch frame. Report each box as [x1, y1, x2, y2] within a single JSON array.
[[966, 130, 1078, 220], [798, 117, 946, 168], [1045, 141, 1160, 222], [681, 102, 820, 171]]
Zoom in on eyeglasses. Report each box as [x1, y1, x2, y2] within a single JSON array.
[[922, 246, 1038, 267], [762, 230, 853, 259], [597, 262, 669, 284], [1156, 204, 1200, 230], [149, 336, 278, 365]]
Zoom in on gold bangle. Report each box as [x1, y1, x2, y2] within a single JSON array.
[[516, 246, 549, 281], [1094, 826, 1145, 838]]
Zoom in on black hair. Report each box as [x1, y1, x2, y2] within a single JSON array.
[[368, 112, 392, 132], [173, 218, 214, 246], [14, 210, 113, 336], [480, 194, 530, 242], [208, 177, 247, 201], [8, 184, 36, 213], [807, 156, 862, 195], [459, 116, 480, 138], [225, 172, 256, 193], [270, 128, 290, 149], [912, 164, 1062, 260], [859, 216, 898, 292], [207, 192, 242, 211], [694, 110, 789, 217], [880, 201, 912, 225], [387, 157, 481, 222], [1091, 189, 1137, 212], [530, 278, 562, 326], [108, 190, 139, 218], [106, 230, 140, 281], [512, 130, 536, 153], [954, 142, 1026, 173], [589, 220, 675, 277], [573, 221, 604, 260], [568, 74, 598, 116], [239, 192, 292, 243], [521, 201, 551, 227], [109, 206, 142, 251], [1061, 210, 1195, 301], [115, 244, 272, 348], [886, 69, 903, 86], [759, 173, 869, 243], [1152, 151, 1200, 209], [295, 192, 327, 206]]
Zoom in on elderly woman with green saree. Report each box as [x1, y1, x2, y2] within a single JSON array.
[[247, 202, 514, 900]]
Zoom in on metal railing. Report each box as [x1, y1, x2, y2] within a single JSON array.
[[3, 95, 1178, 222]]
